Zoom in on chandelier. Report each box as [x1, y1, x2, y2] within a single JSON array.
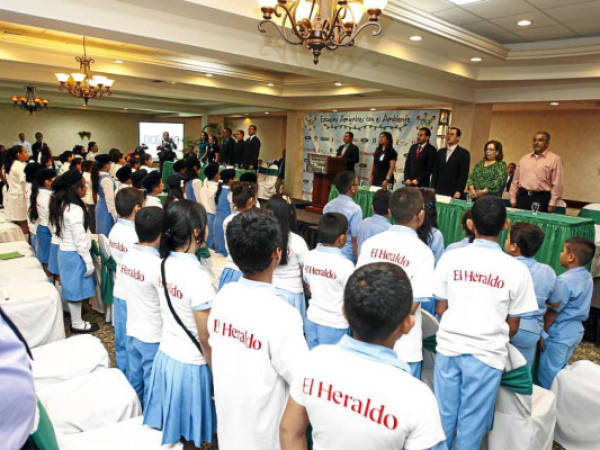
[[10, 86, 49, 114], [55, 37, 114, 105], [257, 0, 388, 64]]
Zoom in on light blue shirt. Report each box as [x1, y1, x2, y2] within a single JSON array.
[[548, 266, 593, 341], [338, 335, 410, 373], [445, 237, 471, 253], [117, 218, 135, 227], [323, 194, 363, 262], [357, 214, 391, 253], [427, 228, 445, 265], [238, 275, 278, 296], [315, 243, 344, 256], [516, 256, 556, 333]]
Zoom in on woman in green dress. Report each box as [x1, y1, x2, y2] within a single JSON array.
[[467, 140, 507, 198]]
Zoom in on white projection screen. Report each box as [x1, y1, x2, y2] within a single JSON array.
[[139, 122, 184, 159]]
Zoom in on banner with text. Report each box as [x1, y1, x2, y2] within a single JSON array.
[[302, 109, 441, 200]]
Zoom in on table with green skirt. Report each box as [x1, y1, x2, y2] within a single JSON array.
[[161, 161, 256, 185], [329, 186, 595, 275]]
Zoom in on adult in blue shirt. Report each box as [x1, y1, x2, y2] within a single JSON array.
[[357, 188, 391, 253], [323, 171, 362, 262]]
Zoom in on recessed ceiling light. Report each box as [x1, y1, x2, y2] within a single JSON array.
[[470, 56, 482, 62], [123, 107, 128, 110], [517, 19, 532, 27], [264, 111, 270, 115], [448, 0, 482, 4], [169, 81, 177, 85], [370, 108, 377, 111], [205, 73, 213, 77], [409, 35, 423, 42], [114, 59, 123, 64], [334, 81, 343, 87], [549, 101, 560, 106], [332, 109, 338, 112], [267, 82, 275, 87]]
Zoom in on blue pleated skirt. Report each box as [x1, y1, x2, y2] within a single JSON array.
[[206, 213, 215, 250], [36, 225, 52, 264], [213, 213, 228, 256], [57, 250, 96, 302], [48, 243, 60, 275], [95, 198, 114, 236], [143, 350, 216, 447], [218, 267, 242, 290], [274, 287, 306, 321]]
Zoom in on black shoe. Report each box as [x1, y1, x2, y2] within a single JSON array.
[[70, 322, 99, 334]]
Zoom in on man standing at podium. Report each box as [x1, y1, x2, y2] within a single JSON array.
[[336, 131, 360, 172]]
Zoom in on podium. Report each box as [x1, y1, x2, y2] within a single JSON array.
[[307, 153, 347, 214]]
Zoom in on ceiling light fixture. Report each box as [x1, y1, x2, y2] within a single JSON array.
[[370, 107, 377, 111], [205, 73, 214, 77], [10, 85, 49, 114], [267, 82, 275, 87], [549, 101, 560, 106], [334, 81, 343, 87], [517, 19, 532, 27], [264, 111, 271, 115], [257, 0, 388, 64], [114, 59, 123, 64], [332, 109, 338, 112], [470, 56, 482, 62], [409, 35, 423, 42], [55, 37, 114, 105], [448, 0, 482, 4]]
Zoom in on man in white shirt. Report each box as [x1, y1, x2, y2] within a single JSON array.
[[14, 132, 32, 158], [209, 210, 308, 450], [357, 187, 434, 379], [280, 262, 446, 450], [433, 196, 537, 450]]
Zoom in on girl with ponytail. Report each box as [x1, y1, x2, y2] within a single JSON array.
[[213, 168, 236, 256], [29, 168, 56, 272]]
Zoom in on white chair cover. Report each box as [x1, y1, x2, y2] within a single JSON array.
[[36, 368, 141, 435], [0, 221, 26, 243], [420, 309, 438, 390], [483, 344, 556, 450], [31, 335, 110, 386], [257, 164, 279, 200], [0, 240, 34, 256], [90, 234, 105, 315], [551, 360, 600, 450], [57, 416, 182, 450]]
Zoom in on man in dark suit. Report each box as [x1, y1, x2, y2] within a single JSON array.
[[242, 124, 261, 169], [232, 129, 245, 167], [220, 127, 235, 165], [336, 131, 360, 172], [505, 162, 516, 193], [403, 127, 437, 187], [431, 127, 470, 199]]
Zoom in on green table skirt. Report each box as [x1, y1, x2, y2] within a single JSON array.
[[161, 161, 255, 185], [329, 187, 595, 274]]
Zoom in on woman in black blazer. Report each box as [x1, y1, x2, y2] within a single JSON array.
[[369, 132, 397, 189]]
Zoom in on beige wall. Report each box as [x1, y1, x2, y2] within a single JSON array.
[[224, 116, 287, 163], [490, 109, 600, 203]]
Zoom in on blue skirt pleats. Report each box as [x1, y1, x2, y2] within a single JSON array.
[[213, 213, 227, 256], [57, 250, 96, 301], [36, 225, 52, 264], [47, 243, 60, 275], [95, 199, 114, 236], [218, 267, 242, 290], [143, 350, 216, 447], [274, 287, 306, 320]]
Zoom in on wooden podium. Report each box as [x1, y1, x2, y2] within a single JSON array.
[[306, 153, 347, 214]]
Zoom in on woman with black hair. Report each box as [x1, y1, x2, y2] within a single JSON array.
[[213, 168, 236, 256], [29, 168, 56, 272], [206, 135, 220, 163], [109, 148, 125, 180], [24, 162, 42, 250], [369, 132, 398, 189], [95, 154, 117, 236], [49, 170, 98, 333], [166, 173, 186, 206], [143, 200, 216, 449], [268, 195, 309, 318], [4, 145, 30, 235]]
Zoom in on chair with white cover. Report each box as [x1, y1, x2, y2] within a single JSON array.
[[420, 309, 438, 390], [551, 360, 600, 450], [31, 335, 110, 386], [36, 367, 141, 435], [57, 416, 183, 450], [483, 344, 556, 450]]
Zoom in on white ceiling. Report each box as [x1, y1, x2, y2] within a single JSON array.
[[401, 0, 600, 43]]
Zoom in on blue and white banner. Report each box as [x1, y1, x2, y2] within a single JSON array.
[[302, 109, 441, 200]]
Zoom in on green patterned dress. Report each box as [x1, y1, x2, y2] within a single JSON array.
[[467, 160, 508, 198]]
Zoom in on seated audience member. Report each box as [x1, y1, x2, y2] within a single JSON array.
[[323, 171, 362, 262], [208, 209, 308, 449], [445, 209, 474, 252], [433, 196, 537, 450], [505, 222, 557, 370], [357, 189, 391, 252], [142, 171, 164, 208], [304, 212, 354, 349], [280, 263, 446, 450], [538, 237, 594, 389]]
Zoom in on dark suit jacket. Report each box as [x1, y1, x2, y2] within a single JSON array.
[[232, 140, 245, 166], [336, 143, 360, 172], [403, 142, 437, 187], [505, 174, 514, 192], [242, 135, 261, 168], [221, 137, 235, 165], [431, 145, 471, 197]]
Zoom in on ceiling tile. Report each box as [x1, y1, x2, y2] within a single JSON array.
[[433, 8, 482, 25], [526, 0, 592, 8], [544, 1, 600, 22], [399, 0, 455, 13], [565, 18, 600, 36], [461, 20, 523, 43], [462, 0, 536, 19], [490, 10, 558, 31], [514, 24, 577, 40]]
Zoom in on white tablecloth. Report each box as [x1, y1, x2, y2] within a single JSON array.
[[0, 255, 42, 271], [0, 267, 48, 284], [0, 240, 34, 256]]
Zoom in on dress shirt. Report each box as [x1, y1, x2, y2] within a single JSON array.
[[509, 150, 564, 207], [14, 140, 32, 157], [445, 144, 458, 162]]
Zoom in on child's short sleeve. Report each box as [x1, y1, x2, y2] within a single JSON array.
[[190, 270, 216, 311], [548, 276, 570, 312], [412, 251, 435, 300], [433, 252, 451, 301], [349, 208, 362, 237], [508, 263, 537, 316]]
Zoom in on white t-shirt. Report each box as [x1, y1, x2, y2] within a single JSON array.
[[273, 232, 309, 294], [434, 239, 538, 370], [144, 195, 162, 209], [198, 179, 219, 215], [108, 219, 139, 300], [36, 188, 52, 227], [121, 244, 162, 343], [157, 252, 214, 365], [223, 211, 240, 271], [291, 340, 446, 450], [208, 277, 308, 450], [357, 226, 434, 363], [304, 245, 355, 329]]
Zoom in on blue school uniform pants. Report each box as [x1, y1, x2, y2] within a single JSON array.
[[304, 318, 349, 350], [420, 299, 436, 316], [126, 336, 159, 405], [113, 297, 128, 375], [511, 329, 539, 371], [408, 362, 422, 379], [537, 331, 583, 389], [434, 353, 502, 450]]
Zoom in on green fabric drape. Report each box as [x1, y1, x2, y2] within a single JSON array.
[[24, 401, 59, 450], [578, 207, 600, 225], [163, 161, 256, 184], [195, 246, 211, 260], [90, 240, 116, 305], [422, 335, 438, 353], [329, 187, 595, 274]]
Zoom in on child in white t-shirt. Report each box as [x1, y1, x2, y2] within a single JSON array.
[[280, 262, 446, 450], [304, 212, 354, 349]]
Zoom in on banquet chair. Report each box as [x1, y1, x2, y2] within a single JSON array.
[[483, 344, 556, 450], [98, 233, 113, 322], [257, 164, 279, 200], [420, 309, 438, 390], [31, 334, 110, 386], [551, 360, 600, 450]]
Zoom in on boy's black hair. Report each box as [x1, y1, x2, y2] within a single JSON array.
[[135, 206, 164, 243], [389, 187, 423, 224], [116, 166, 133, 184], [510, 222, 544, 257], [227, 209, 282, 275], [461, 209, 474, 240], [318, 212, 348, 245], [143, 171, 162, 192], [173, 159, 185, 173], [204, 163, 219, 180], [132, 169, 148, 189], [70, 157, 83, 169], [471, 195, 506, 237], [160, 200, 207, 258], [239, 172, 257, 183], [334, 171, 356, 195], [372, 189, 391, 216], [344, 262, 413, 341], [565, 237, 595, 266], [59, 151, 73, 163], [115, 187, 145, 217]]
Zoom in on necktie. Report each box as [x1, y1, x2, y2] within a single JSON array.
[[416, 144, 422, 159]]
